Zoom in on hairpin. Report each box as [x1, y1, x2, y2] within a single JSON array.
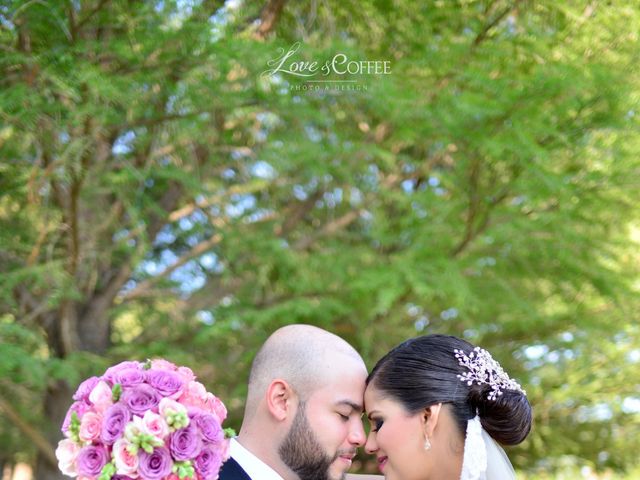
[[454, 347, 526, 400]]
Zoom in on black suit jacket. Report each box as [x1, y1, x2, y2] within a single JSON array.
[[219, 456, 253, 480]]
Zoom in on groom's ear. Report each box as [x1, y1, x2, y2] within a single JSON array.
[[422, 402, 443, 438], [266, 379, 295, 421]]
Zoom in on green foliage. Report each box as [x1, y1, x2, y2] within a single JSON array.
[[1, 0, 639, 477]]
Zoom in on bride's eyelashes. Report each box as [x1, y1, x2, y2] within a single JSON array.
[[371, 418, 384, 432]]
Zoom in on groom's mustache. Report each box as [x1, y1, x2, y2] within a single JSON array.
[[334, 448, 357, 459]]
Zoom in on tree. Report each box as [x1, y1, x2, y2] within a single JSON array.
[[1, 0, 639, 478]]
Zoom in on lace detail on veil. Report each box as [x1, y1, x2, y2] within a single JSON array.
[[460, 416, 516, 480], [460, 416, 487, 480]]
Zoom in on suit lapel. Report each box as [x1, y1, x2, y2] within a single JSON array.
[[219, 456, 253, 480]]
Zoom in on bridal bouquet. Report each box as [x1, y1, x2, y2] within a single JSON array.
[[55, 359, 232, 480]]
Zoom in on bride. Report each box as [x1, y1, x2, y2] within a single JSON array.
[[349, 334, 531, 480]]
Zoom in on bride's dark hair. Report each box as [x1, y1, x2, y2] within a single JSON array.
[[366, 334, 532, 446]]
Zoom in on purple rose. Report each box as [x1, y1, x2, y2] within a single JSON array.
[[61, 401, 91, 435], [101, 403, 131, 444], [146, 369, 183, 397], [195, 413, 223, 444], [139, 447, 172, 479], [169, 424, 202, 460], [195, 444, 224, 480], [73, 376, 100, 401], [104, 361, 143, 383], [76, 444, 109, 477], [112, 476, 134, 480], [121, 384, 160, 415], [113, 367, 146, 387]]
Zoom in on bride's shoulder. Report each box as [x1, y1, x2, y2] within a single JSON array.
[[345, 475, 383, 480]]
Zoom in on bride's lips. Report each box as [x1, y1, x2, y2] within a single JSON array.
[[377, 456, 388, 472]]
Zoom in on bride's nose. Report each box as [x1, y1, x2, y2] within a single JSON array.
[[364, 432, 378, 454]]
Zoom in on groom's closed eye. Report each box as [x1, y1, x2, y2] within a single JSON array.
[[336, 408, 357, 421], [335, 400, 363, 422]]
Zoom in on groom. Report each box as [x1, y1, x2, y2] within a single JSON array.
[[219, 324, 368, 480]]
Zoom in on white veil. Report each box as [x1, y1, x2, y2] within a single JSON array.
[[460, 416, 516, 480]]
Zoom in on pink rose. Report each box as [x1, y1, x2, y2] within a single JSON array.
[[220, 437, 231, 461], [159, 397, 187, 418], [113, 438, 139, 477], [55, 438, 79, 476], [88, 380, 113, 413], [178, 381, 209, 410], [166, 474, 201, 480], [204, 394, 228, 423], [79, 411, 103, 442], [150, 359, 177, 371], [141, 410, 169, 440], [62, 401, 91, 436], [177, 366, 196, 383]]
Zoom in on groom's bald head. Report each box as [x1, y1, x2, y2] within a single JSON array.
[[244, 324, 365, 416]]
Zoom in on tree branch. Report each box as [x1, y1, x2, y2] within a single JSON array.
[[293, 209, 363, 251], [451, 156, 481, 257], [124, 110, 216, 130], [68, 176, 81, 276], [26, 222, 51, 266], [473, 0, 522, 47], [450, 160, 521, 257], [59, 300, 80, 356], [253, 0, 288, 40], [78, 261, 133, 352], [168, 179, 266, 224], [122, 234, 223, 301], [184, 277, 246, 312], [67, 1, 78, 42], [76, 0, 110, 30], [0, 395, 57, 469], [275, 189, 324, 237]]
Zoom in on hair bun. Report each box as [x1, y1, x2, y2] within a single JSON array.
[[468, 385, 532, 446]]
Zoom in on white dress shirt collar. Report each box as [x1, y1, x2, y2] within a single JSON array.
[[230, 438, 285, 480]]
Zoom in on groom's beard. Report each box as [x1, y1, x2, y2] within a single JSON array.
[[278, 403, 344, 480]]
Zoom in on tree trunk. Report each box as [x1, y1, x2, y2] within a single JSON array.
[[34, 380, 72, 480], [35, 299, 114, 479]]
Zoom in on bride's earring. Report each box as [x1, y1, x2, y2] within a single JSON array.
[[424, 435, 431, 451]]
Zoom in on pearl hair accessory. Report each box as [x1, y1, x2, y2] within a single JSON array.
[[454, 347, 526, 400]]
